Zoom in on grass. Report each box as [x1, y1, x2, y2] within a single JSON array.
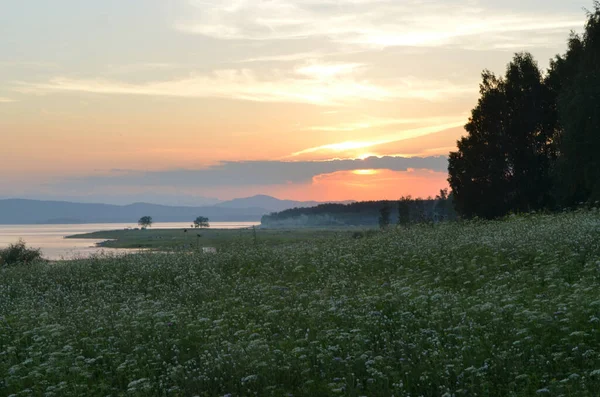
[[2, 211, 600, 396], [65, 227, 364, 250]]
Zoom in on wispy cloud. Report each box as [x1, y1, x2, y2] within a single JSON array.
[[105, 63, 184, 74], [237, 51, 327, 63], [295, 62, 364, 79], [16, 71, 385, 106], [177, 0, 583, 50], [290, 121, 466, 158], [16, 65, 474, 105], [0, 61, 59, 69], [0, 97, 17, 103], [304, 115, 467, 132]]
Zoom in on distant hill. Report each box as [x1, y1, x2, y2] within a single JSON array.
[[216, 195, 322, 212], [0, 196, 353, 225], [0, 199, 265, 224]]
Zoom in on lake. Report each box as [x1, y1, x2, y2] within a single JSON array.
[[0, 222, 260, 260]]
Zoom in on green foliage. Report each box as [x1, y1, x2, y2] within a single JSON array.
[[193, 216, 210, 228], [138, 216, 153, 229], [0, 239, 42, 267], [2, 212, 600, 396]]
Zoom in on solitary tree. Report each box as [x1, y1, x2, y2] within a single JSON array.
[[193, 216, 210, 228], [138, 216, 153, 229], [397, 196, 412, 227], [379, 205, 391, 229]]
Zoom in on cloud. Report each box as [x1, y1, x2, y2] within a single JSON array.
[[51, 156, 449, 190], [304, 115, 467, 132], [237, 50, 341, 63], [290, 121, 466, 158], [16, 65, 473, 105], [15, 71, 384, 105], [176, 0, 583, 50], [105, 63, 184, 74], [0, 61, 59, 69], [0, 97, 16, 103], [2, 161, 451, 203], [295, 62, 364, 79]]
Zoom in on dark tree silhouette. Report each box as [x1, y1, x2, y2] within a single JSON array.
[[193, 216, 210, 228], [552, 4, 600, 206], [448, 3, 600, 217], [379, 205, 391, 229], [261, 197, 455, 227], [397, 196, 412, 227], [138, 216, 153, 229], [449, 53, 553, 218]]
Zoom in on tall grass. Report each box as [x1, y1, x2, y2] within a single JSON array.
[[1, 211, 600, 396]]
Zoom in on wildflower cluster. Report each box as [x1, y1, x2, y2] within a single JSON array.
[[1, 211, 600, 396]]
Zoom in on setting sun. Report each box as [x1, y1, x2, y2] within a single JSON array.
[[352, 169, 379, 175], [357, 153, 377, 160], [0, 0, 587, 206]]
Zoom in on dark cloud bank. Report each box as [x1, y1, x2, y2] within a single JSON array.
[[59, 156, 449, 189]]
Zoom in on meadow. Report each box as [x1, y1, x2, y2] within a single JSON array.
[[2, 211, 600, 396], [66, 227, 359, 250]]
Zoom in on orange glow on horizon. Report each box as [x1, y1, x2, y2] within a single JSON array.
[[309, 168, 448, 200], [199, 168, 449, 201], [352, 169, 379, 175], [357, 152, 377, 159]]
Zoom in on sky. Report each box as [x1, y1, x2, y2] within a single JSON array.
[[0, 0, 589, 205]]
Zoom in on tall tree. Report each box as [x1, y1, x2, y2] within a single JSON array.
[[553, 4, 600, 205], [379, 205, 391, 229], [434, 189, 456, 221], [449, 70, 511, 218], [449, 53, 551, 218], [397, 196, 411, 227], [503, 53, 555, 211]]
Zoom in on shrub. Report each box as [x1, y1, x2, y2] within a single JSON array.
[[0, 239, 43, 267], [352, 229, 380, 239]]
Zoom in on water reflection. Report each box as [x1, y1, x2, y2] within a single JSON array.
[[0, 222, 258, 260]]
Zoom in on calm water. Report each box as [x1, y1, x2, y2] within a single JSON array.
[[0, 222, 259, 260]]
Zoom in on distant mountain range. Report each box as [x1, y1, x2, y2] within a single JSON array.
[[0, 196, 353, 225], [214, 195, 324, 212]]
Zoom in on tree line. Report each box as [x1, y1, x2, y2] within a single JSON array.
[[261, 191, 456, 228], [448, 3, 600, 219]]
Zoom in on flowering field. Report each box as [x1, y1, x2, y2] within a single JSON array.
[[2, 212, 600, 396]]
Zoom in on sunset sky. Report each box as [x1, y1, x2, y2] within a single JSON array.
[[0, 0, 588, 205]]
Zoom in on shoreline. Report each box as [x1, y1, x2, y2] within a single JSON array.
[[65, 227, 351, 250]]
